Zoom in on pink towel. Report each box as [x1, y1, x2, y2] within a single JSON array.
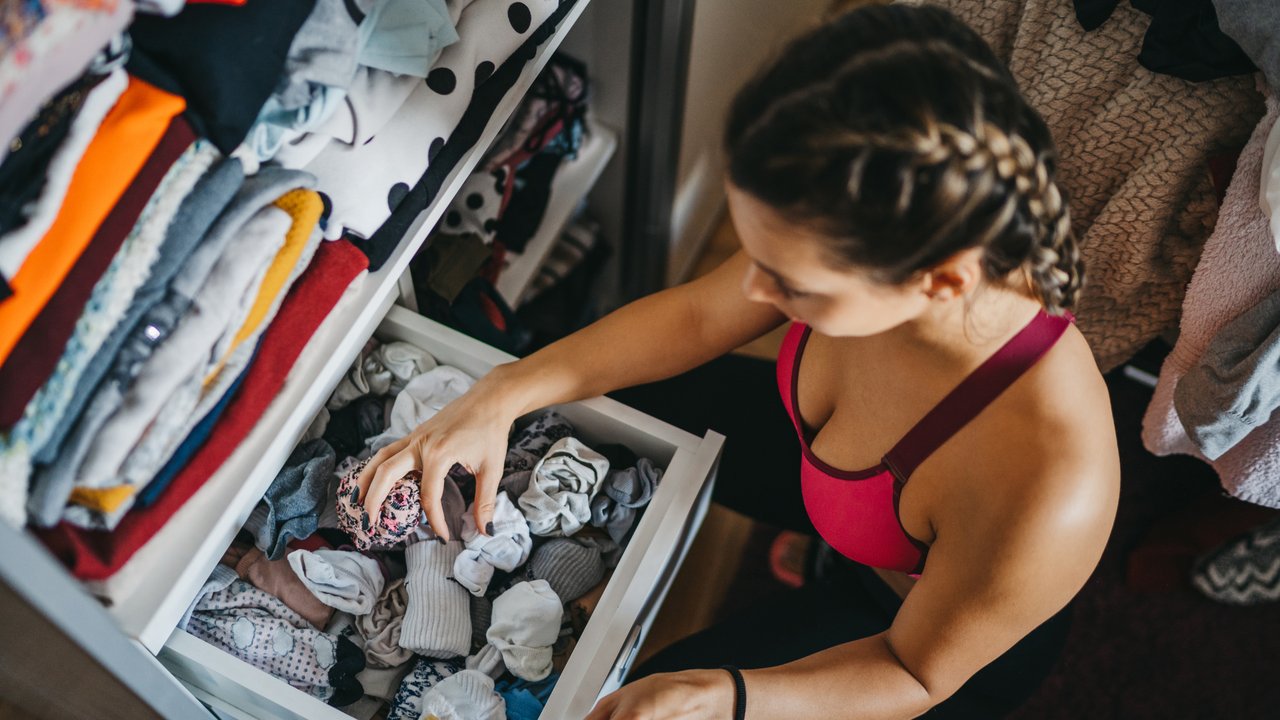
[[1143, 83, 1280, 508]]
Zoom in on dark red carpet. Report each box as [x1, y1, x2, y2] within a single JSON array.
[[1011, 375, 1280, 719]]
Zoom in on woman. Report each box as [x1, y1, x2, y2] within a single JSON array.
[[359, 4, 1120, 717]]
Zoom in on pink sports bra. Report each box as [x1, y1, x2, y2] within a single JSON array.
[[777, 311, 1072, 575]]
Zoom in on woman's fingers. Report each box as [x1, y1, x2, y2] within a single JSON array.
[[418, 451, 457, 541], [355, 421, 508, 542], [355, 438, 406, 499], [361, 443, 418, 517], [584, 691, 618, 720], [472, 458, 503, 536]]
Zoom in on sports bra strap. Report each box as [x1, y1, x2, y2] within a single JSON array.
[[882, 311, 1073, 481]]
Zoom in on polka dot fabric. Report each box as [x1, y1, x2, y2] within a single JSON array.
[[187, 579, 364, 702], [335, 458, 423, 550], [441, 169, 507, 243], [302, 0, 558, 245]]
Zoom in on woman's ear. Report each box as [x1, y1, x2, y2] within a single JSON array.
[[922, 247, 984, 301]]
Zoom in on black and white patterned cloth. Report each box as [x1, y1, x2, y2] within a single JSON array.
[[1193, 514, 1280, 605], [301, 0, 562, 261], [439, 168, 508, 243], [387, 656, 465, 720], [362, 0, 581, 270]]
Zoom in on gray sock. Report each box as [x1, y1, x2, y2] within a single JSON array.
[[590, 457, 661, 546], [518, 437, 611, 537], [400, 541, 470, 658], [257, 438, 336, 560], [530, 537, 607, 603], [485, 580, 562, 682]]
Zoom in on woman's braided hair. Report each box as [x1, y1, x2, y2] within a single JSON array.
[[725, 4, 1083, 313]]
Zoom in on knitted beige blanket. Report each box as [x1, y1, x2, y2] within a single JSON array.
[[913, 0, 1261, 370]]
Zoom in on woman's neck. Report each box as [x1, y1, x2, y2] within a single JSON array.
[[885, 283, 1045, 371]]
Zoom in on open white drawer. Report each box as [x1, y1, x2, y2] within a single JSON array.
[[158, 305, 724, 720]]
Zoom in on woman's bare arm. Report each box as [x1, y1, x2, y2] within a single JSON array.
[[359, 250, 785, 535]]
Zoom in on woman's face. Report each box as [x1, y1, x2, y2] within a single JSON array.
[[728, 183, 934, 337]]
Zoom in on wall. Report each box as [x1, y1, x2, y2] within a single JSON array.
[[667, 0, 828, 284], [558, 0, 633, 275]]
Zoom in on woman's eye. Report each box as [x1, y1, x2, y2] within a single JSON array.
[[777, 281, 807, 300]]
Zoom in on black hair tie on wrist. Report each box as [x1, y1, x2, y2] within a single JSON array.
[[720, 665, 747, 720]]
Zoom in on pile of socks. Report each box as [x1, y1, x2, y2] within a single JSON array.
[[186, 339, 666, 717], [373, 407, 662, 718]]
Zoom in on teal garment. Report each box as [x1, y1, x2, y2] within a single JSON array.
[[245, 86, 346, 163], [358, 0, 459, 78], [495, 674, 558, 720]]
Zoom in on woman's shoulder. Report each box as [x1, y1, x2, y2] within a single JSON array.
[[931, 322, 1120, 532], [1013, 320, 1117, 459]]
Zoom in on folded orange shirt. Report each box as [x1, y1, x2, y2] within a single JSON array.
[[0, 77, 184, 366]]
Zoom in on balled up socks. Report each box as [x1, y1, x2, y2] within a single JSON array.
[[235, 547, 334, 629], [386, 657, 463, 720], [454, 492, 532, 595], [329, 340, 438, 411], [590, 457, 661, 545], [400, 540, 471, 658], [419, 669, 506, 720], [518, 437, 610, 537], [467, 580, 562, 682], [252, 438, 336, 560], [335, 459, 422, 550], [287, 548, 385, 615], [357, 578, 413, 669], [503, 410, 575, 475], [529, 536, 608, 604]]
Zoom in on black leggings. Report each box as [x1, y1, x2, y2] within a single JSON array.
[[609, 354, 1072, 719]]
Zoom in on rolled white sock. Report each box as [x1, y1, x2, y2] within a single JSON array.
[[419, 669, 505, 720], [485, 579, 562, 682]]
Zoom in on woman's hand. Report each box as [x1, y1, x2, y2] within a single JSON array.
[[355, 368, 523, 539], [586, 670, 736, 720]]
